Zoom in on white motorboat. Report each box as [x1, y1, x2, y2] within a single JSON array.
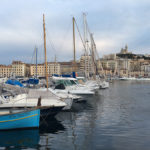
[[51, 76, 95, 96], [119, 77, 136, 80], [136, 78, 150, 81], [76, 77, 109, 90], [119, 77, 150, 81], [76, 77, 99, 90], [99, 80, 109, 89]]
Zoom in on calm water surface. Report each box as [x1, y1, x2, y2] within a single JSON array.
[[0, 81, 150, 150]]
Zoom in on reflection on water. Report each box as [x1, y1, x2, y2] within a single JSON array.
[[0, 117, 65, 149], [0, 129, 39, 149], [1, 81, 150, 150], [40, 117, 65, 134]]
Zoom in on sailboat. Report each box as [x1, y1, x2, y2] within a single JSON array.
[[48, 17, 96, 102], [0, 14, 66, 118], [0, 108, 40, 130], [0, 85, 40, 130], [79, 13, 109, 89], [28, 14, 67, 114]]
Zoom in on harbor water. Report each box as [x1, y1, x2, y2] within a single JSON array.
[[0, 80, 150, 150]]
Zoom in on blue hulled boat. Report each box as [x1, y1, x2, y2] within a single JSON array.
[[0, 108, 40, 130]]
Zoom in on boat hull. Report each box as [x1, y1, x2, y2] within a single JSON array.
[[0, 109, 40, 130], [40, 106, 64, 118]]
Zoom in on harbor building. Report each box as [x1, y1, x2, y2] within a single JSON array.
[[100, 45, 150, 77], [80, 55, 94, 76], [47, 62, 61, 76], [141, 64, 150, 76], [0, 45, 150, 78], [0, 61, 29, 78], [0, 65, 12, 77], [59, 62, 73, 74], [30, 62, 61, 77], [30, 64, 45, 77], [60, 61, 80, 74], [11, 61, 29, 77]]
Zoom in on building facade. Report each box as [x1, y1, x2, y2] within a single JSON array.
[[30, 64, 44, 77], [11, 61, 29, 77], [30, 62, 61, 77], [0, 65, 12, 77], [80, 55, 94, 76], [100, 46, 150, 77], [47, 62, 61, 76], [0, 61, 29, 78]]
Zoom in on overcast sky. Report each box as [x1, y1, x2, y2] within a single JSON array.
[[0, 0, 150, 64]]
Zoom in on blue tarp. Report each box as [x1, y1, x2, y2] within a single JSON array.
[[52, 74, 60, 77], [61, 74, 71, 77], [6, 79, 24, 87], [22, 78, 39, 85], [53, 73, 76, 78]]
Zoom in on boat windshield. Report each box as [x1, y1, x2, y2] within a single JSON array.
[[77, 79, 85, 84], [64, 80, 73, 86], [55, 80, 65, 85], [54, 79, 78, 86], [70, 80, 77, 85]]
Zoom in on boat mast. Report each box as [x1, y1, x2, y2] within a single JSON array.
[[43, 14, 49, 89], [90, 33, 96, 79], [35, 47, 38, 78], [73, 17, 76, 64], [90, 34, 105, 79], [83, 13, 89, 79], [72, 17, 76, 72], [54, 55, 56, 74]]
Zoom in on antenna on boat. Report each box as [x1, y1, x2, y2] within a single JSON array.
[[43, 14, 49, 89]]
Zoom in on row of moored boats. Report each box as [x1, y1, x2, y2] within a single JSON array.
[[0, 76, 109, 130]]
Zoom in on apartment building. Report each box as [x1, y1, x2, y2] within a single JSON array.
[[60, 62, 73, 74], [0, 65, 12, 77], [47, 62, 61, 75], [141, 65, 150, 76], [80, 55, 93, 75], [11, 61, 29, 77], [30, 62, 61, 77], [30, 64, 44, 77]]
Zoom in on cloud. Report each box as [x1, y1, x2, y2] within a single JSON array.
[[0, 0, 150, 64]]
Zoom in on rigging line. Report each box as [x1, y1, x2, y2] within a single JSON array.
[[87, 26, 103, 74], [46, 41, 57, 62], [46, 21, 72, 58], [95, 48, 104, 74], [92, 38, 104, 76], [82, 14, 92, 42], [30, 49, 36, 65], [84, 17, 104, 77], [47, 31, 56, 51], [37, 43, 45, 64], [46, 28, 57, 53], [58, 21, 72, 51], [46, 34, 57, 62], [49, 38, 57, 52], [85, 19, 92, 38], [35, 31, 45, 63], [74, 19, 86, 50]]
